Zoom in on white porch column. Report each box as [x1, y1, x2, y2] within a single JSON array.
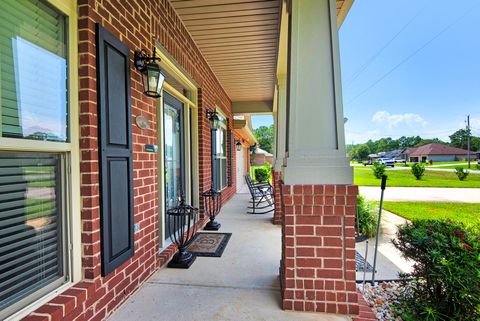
[[274, 75, 287, 171], [282, 0, 352, 185], [279, 0, 359, 315]]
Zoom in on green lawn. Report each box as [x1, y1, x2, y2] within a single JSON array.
[[434, 164, 480, 170], [382, 201, 480, 230], [354, 166, 480, 188]]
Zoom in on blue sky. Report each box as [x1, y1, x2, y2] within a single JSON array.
[[340, 0, 480, 144], [251, 114, 273, 129]]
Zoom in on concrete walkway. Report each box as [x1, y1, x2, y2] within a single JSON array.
[[356, 211, 413, 281], [360, 186, 480, 203], [109, 194, 349, 321]]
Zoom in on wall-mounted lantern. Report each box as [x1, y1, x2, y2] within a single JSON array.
[[134, 47, 165, 98], [235, 140, 242, 151], [206, 110, 219, 129]]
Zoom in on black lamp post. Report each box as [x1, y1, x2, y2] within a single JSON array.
[[202, 109, 223, 230], [166, 196, 199, 268], [134, 47, 165, 98]]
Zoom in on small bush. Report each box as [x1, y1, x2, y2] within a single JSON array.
[[393, 220, 480, 321], [356, 195, 378, 238], [372, 162, 386, 179], [475, 163, 480, 170], [254, 167, 270, 183], [455, 167, 469, 181], [411, 163, 425, 180]]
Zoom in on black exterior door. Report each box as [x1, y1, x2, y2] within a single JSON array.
[[96, 24, 134, 276]]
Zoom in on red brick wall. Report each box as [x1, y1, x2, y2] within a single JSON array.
[[252, 154, 266, 166], [280, 184, 359, 315], [23, 0, 236, 320]]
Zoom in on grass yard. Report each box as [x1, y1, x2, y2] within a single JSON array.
[[435, 163, 480, 170], [382, 201, 480, 231], [354, 166, 480, 188]]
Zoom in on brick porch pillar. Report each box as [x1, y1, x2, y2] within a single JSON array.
[[278, 0, 359, 316], [272, 169, 283, 225], [281, 184, 358, 314]]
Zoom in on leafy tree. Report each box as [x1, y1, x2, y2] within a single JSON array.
[[415, 138, 448, 147], [252, 124, 274, 154], [350, 144, 370, 161], [449, 129, 479, 151]]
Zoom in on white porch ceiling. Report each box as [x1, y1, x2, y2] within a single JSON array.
[[170, 0, 281, 102], [170, 0, 352, 103]]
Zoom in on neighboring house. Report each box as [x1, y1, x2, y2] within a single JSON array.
[[407, 143, 475, 162], [0, 0, 359, 320], [384, 149, 408, 160], [252, 147, 273, 166], [233, 114, 257, 192]]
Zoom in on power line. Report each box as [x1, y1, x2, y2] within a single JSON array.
[[344, 2, 429, 87], [345, 5, 478, 106]]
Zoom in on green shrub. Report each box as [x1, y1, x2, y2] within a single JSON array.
[[411, 163, 425, 180], [475, 163, 480, 170], [372, 162, 386, 179], [254, 167, 270, 183], [455, 167, 469, 181], [356, 195, 378, 238], [393, 220, 480, 321]]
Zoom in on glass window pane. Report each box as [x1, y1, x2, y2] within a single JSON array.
[[221, 159, 227, 188], [0, 0, 68, 142], [0, 152, 65, 311]]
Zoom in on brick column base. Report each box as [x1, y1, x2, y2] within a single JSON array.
[[280, 184, 359, 315], [272, 169, 283, 225]]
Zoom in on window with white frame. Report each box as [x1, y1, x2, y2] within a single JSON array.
[[0, 0, 76, 318], [214, 112, 228, 190]]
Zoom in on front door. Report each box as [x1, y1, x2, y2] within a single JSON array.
[[163, 92, 185, 239], [236, 146, 246, 192]]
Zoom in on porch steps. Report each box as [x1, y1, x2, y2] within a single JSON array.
[[352, 291, 377, 321]]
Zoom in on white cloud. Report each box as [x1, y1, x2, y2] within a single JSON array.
[[372, 111, 427, 128]]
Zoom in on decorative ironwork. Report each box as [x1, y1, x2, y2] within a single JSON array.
[[166, 196, 199, 268], [202, 188, 222, 230]]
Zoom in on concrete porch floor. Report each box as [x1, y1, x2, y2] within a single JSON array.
[[109, 194, 350, 321]]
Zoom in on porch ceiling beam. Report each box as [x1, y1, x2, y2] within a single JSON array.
[[232, 100, 273, 113], [233, 119, 247, 129]]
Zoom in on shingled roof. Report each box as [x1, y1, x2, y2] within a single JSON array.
[[408, 143, 470, 156]]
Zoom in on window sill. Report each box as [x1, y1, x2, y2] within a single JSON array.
[[11, 281, 95, 321]]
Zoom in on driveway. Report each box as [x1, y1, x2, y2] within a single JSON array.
[[359, 186, 480, 203]]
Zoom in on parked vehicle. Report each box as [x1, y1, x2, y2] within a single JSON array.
[[376, 158, 395, 167], [363, 159, 373, 166], [393, 158, 406, 163]]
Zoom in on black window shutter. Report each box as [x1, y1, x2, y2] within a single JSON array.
[[211, 127, 218, 190], [96, 24, 134, 276]]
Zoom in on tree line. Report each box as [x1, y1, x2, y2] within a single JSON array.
[[348, 129, 480, 161]]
